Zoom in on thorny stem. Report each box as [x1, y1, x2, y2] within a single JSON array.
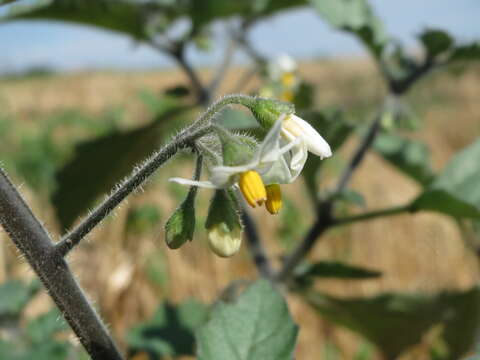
[[56, 125, 212, 257], [0, 168, 123, 360]]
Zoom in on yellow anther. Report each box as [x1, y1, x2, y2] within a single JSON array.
[[265, 184, 282, 214], [239, 171, 267, 208], [281, 72, 296, 87]]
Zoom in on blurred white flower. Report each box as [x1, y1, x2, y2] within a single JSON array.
[[268, 53, 297, 81]]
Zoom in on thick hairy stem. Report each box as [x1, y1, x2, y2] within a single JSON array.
[[57, 126, 212, 257], [0, 168, 123, 360]]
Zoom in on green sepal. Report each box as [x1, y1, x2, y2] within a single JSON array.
[[247, 97, 295, 129], [205, 190, 241, 232], [215, 127, 255, 167], [165, 186, 197, 249]]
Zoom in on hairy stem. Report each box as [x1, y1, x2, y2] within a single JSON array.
[[0, 168, 123, 360], [57, 126, 212, 257]]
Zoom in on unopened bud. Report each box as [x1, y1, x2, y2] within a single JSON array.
[[205, 190, 242, 257], [164, 188, 196, 249]]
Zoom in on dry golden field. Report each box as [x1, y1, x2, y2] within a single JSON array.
[[1, 59, 480, 359]]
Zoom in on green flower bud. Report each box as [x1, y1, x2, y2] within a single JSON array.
[[247, 97, 295, 129], [164, 188, 196, 249], [205, 190, 242, 257]]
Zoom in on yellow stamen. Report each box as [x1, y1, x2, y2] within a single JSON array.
[[281, 72, 296, 87], [265, 184, 282, 214], [239, 171, 267, 208]]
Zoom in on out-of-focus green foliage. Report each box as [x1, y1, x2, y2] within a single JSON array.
[[0, 280, 40, 321], [412, 139, 480, 218], [127, 299, 208, 358], [196, 279, 298, 360], [310, 0, 387, 58], [374, 132, 435, 186], [0, 280, 87, 360], [306, 287, 480, 360], [300, 108, 354, 199], [125, 204, 162, 235]]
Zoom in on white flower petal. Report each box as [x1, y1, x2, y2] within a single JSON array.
[[282, 114, 332, 159], [168, 178, 218, 189]]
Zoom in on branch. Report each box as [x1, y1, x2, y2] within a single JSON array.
[[149, 40, 209, 105], [241, 210, 274, 279], [56, 125, 212, 257], [0, 168, 123, 360], [389, 58, 435, 95], [332, 203, 412, 226], [275, 201, 333, 282], [276, 114, 383, 282], [334, 115, 381, 195]]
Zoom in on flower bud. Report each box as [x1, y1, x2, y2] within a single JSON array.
[[247, 97, 295, 129], [164, 188, 196, 249], [205, 190, 242, 257]]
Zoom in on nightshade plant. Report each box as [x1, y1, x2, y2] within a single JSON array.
[[1, 0, 480, 359]]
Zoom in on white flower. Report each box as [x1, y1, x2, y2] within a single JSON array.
[[170, 114, 331, 211], [268, 54, 297, 81]]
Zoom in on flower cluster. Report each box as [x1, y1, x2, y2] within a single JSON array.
[[169, 110, 331, 257]]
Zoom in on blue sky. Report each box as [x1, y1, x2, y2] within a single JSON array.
[[0, 0, 479, 72]]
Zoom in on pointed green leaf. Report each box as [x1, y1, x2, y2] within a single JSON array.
[[196, 279, 298, 360]]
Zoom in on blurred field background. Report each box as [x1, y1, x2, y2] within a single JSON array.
[[0, 57, 479, 359]]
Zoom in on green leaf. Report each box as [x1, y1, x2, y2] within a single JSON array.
[[127, 299, 208, 357], [126, 204, 162, 235], [52, 105, 188, 229], [300, 109, 354, 198], [310, 0, 387, 58], [3, 0, 157, 40], [296, 261, 381, 281], [419, 29, 453, 59], [412, 139, 480, 218], [26, 309, 68, 344], [196, 279, 298, 360], [0, 280, 40, 321], [305, 287, 480, 360], [373, 132, 435, 186]]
